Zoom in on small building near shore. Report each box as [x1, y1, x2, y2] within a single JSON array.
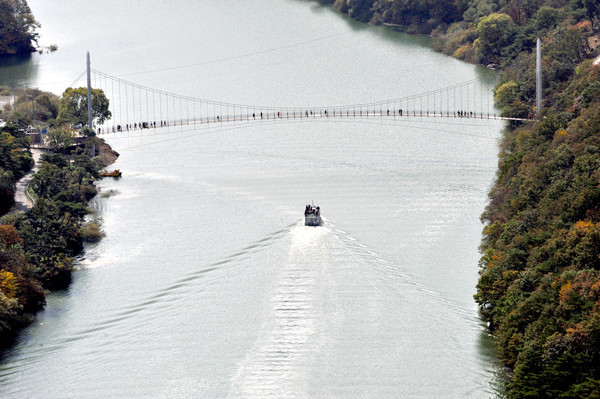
[[25, 126, 43, 147]]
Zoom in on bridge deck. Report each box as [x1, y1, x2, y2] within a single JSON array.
[[100, 109, 531, 133]]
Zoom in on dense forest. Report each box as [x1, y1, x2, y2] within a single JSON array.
[[0, 0, 39, 55], [324, 0, 600, 397], [477, 61, 600, 398]]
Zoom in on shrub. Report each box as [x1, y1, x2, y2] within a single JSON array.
[[79, 222, 104, 243]]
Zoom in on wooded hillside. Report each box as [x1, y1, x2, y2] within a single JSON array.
[[323, 0, 600, 397]]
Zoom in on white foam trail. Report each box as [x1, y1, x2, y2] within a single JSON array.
[[228, 225, 330, 398], [77, 256, 118, 269]]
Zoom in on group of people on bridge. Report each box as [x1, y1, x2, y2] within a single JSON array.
[[101, 120, 170, 134], [246, 108, 408, 120], [96, 106, 497, 134]]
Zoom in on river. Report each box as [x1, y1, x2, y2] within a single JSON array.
[[0, 1, 504, 397]]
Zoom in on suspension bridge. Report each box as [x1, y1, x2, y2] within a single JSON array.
[[73, 54, 533, 135]]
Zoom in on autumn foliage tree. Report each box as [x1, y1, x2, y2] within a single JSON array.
[[0, 223, 44, 341]]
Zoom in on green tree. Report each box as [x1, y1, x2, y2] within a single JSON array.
[[534, 7, 559, 30], [0, 0, 40, 55], [544, 27, 590, 85], [80, 127, 95, 138], [473, 13, 515, 63], [0, 169, 15, 215], [495, 80, 519, 108], [44, 127, 74, 153], [346, 0, 375, 22], [463, 0, 498, 23], [7, 89, 60, 122], [58, 87, 111, 127], [33, 93, 59, 121]]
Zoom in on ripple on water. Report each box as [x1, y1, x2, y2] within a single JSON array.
[[228, 225, 330, 398]]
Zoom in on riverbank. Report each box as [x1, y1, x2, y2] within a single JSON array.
[[94, 137, 119, 165], [475, 60, 600, 397], [0, 135, 118, 348], [12, 139, 119, 211]]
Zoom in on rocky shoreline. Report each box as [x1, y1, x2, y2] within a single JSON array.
[[94, 137, 119, 166]]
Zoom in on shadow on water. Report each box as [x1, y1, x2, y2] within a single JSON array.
[[474, 64, 501, 88], [0, 53, 32, 67], [295, 0, 500, 88], [0, 289, 70, 363], [290, 0, 373, 33], [478, 325, 509, 398], [0, 53, 38, 87], [300, 0, 432, 47]]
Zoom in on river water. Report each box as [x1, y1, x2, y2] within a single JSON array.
[[0, 1, 504, 397]]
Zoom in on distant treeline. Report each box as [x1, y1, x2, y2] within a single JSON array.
[[321, 0, 599, 68], [322, 0, 466, 33], [0, 0, 39, 55], [322, 0, 600, 397]]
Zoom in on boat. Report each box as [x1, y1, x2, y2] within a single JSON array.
[[304, 203, 321, 226], [99, 169, 122, 178]]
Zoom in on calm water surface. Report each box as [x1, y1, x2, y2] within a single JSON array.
[[0, 1, 504, 397]]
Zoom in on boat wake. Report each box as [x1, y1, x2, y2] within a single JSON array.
[[0, 223, 297, 373], [228, 223, 330, 398]]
